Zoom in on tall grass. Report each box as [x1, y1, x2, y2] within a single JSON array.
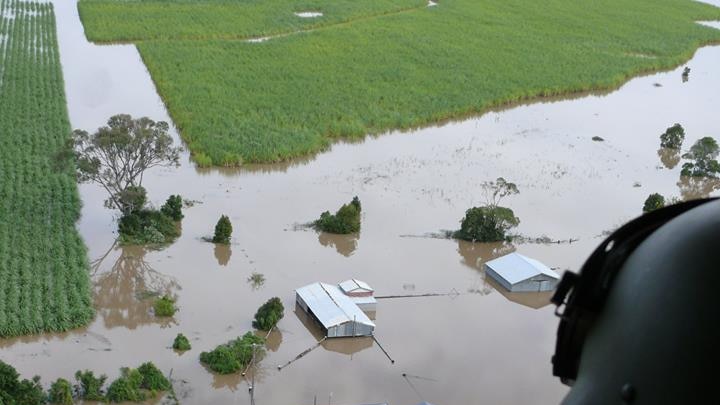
[[78, 0, 426, 42], [0, 0, 93, 336], [83, 0, 720, 165]]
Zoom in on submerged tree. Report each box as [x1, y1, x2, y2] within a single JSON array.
[[455, 178, 520, 242], [314, 196, 362, 234], [482, 177, 519, 207], [213, 215, 233, 244], [681, 137, 720, 178], [643, 193, 666, 213], [64, 114, 181, 215], [252, 297, 284, 331], [660, 124, 685, 150]]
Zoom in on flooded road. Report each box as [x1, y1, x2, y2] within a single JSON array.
[[1, 1, 720, 404]]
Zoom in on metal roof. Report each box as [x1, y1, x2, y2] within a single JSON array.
[[296, 282, 375, 329], [339, 278, 373, 293], [485, 253, 559, 285]]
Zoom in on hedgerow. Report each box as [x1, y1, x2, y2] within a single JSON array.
[[0, 0, 93, 336]]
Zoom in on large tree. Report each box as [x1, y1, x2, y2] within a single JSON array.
[[681, 137, 720, 178], [65, 114, 181, 215]]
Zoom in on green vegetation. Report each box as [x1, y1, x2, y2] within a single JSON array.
[[643, 193, 666, 213], [681, 137, 720, 177], [660, 123, 685, 149], [106, 363, 170, 403], [454, 206, 520, 243], [161, 195, 184, 221], [48, 379, 73, 405], [118, 208, 180, 245], [78, 0, 720, 165], [252, 297, 284, 331], [153, 295, 177, 317], [314, 197, 361, 234], [0, 0, 93, 336], [200, 332, 265, 374], [0, 360, 44, 405], [78, 0, 425, 42], [74, 370, 107, 401], [173, 333, 192, 351], [136, 363, 171, 392], [212, 215, 233, 244]]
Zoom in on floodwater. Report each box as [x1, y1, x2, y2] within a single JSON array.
[[1, 1, 720, 404]]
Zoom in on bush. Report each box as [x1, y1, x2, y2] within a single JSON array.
[[314, 197, 361, 234], [659, 124, 685, 149], [0, 361, 44, 405], [200, 332, 265, 374], [212, 215, 233, 244], [454, 206, 520, 242], [137, 363, 171, 392], [173, 333, 191, 351], [252, 297, 284, 331], [74, 370, 106, 401], [118, 209, 179, 245], [153, 296, 177, 317], [48, 378, 73, 405], [106, 368, 144, 403], [643, 193, 666, 213], [160, 195, 184, 221]]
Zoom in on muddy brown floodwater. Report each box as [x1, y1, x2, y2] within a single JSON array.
[[1, 1, 720, 404]]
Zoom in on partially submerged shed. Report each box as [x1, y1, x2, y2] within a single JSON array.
[[339, 279, 377, 311], [484, 253, 559, 292], [296, 282, 375, 338]]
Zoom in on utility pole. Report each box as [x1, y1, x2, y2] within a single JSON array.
[[248, 343, 258, 405]]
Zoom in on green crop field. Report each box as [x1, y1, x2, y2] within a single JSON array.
[[0, 0, 93, 336], [78, 0, 426, 42], [79, 0, 720, 165]]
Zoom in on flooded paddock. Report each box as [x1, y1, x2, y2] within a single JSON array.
[[1, 1, 719, 404]]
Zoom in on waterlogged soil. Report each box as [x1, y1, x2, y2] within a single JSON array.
[[1, 1, 720, 404]]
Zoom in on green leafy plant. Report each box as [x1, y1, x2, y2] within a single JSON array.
[[643, 193, 666, 213], [173, 333, 192, 351], [153, 295, 177, 317], [48, 378, 74, 405], [74, 370, 107, 401], [681, 137, 720, 178], [660, 123, 685, 149], [252, 297, 284, 331], [199, 332, 265, 374], [0, 361, 45, 405], [137, 363, 171, 392], [161, 195, 184, 221], [454, 206, 520, 242], [106, 368, 144, 403], [314, 197, 361, 234], [212, 215, 233, 244], [118, 210, 180, 245]]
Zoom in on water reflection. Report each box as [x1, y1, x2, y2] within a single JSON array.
[[658, 148, 681, 169], [457, 240, 515, 272], [294, 306, 374, 358], [214, 243, 232, 266], [317, 232, 359, 257], [93, 245, 181, 329], [485, 278, 553, 309], [677, 176, 720, 200]]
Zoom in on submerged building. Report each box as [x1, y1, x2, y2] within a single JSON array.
[[484, 253, 559, 292], [296, 281, 375, 338]]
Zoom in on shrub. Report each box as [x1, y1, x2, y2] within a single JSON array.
[[48, 378, 73, 405], [106, 368, 144, 403], [160, 195, 184, 221], [643, 193, 666, 213], [252, 297, 284, 331], [454, 206, 520, 242], [0, 361, 44, 405], [659, 124, 685, 149], [118, 209, 179, 244], [137, 362, 171, 392], [153, 296, 177, 317], [173, 333, 191, 351], [681, 137, 720, 178], [213, 215, 233, 244], [314, 197, 361, 234], [200, 332, 265, 374], [74, 370, 106, 401]]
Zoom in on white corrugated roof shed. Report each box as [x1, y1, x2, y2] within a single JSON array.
[[485, 253, 559, 284], [296, 282, 375, 329], [338, 279, 373, 293]]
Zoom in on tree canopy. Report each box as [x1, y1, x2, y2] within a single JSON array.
[[681, 137, 720, 177], [454, 206, 520, 242], [643, 193, 666, 213], [314, 196, 362, 234], [660, 123, 685, 149], [252, 297, 284, 331]]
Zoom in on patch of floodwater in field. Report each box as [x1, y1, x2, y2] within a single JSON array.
[[2, 1, 720, 404], [699, 21, 720, 29], [428, 0, 438, 7], [294, 11, 323, 18]]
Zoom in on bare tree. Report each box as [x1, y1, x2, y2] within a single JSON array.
[[65, 114, 181, 215], [482, 177, 519, 207]]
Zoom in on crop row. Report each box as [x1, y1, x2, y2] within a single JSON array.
[[0, 0, 93, 336]]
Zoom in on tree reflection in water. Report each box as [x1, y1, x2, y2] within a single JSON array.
[[677, 176, 720, 201], [317, 232, 358, 257], [457, 240, 515, 295], [214, 243, 232, 266], [92, 244, 181, 329], [658, 148, 682, 170]]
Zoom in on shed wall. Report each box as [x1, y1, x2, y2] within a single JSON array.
[[485, 267, 513, 291], [511, 275, 559, 292]]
